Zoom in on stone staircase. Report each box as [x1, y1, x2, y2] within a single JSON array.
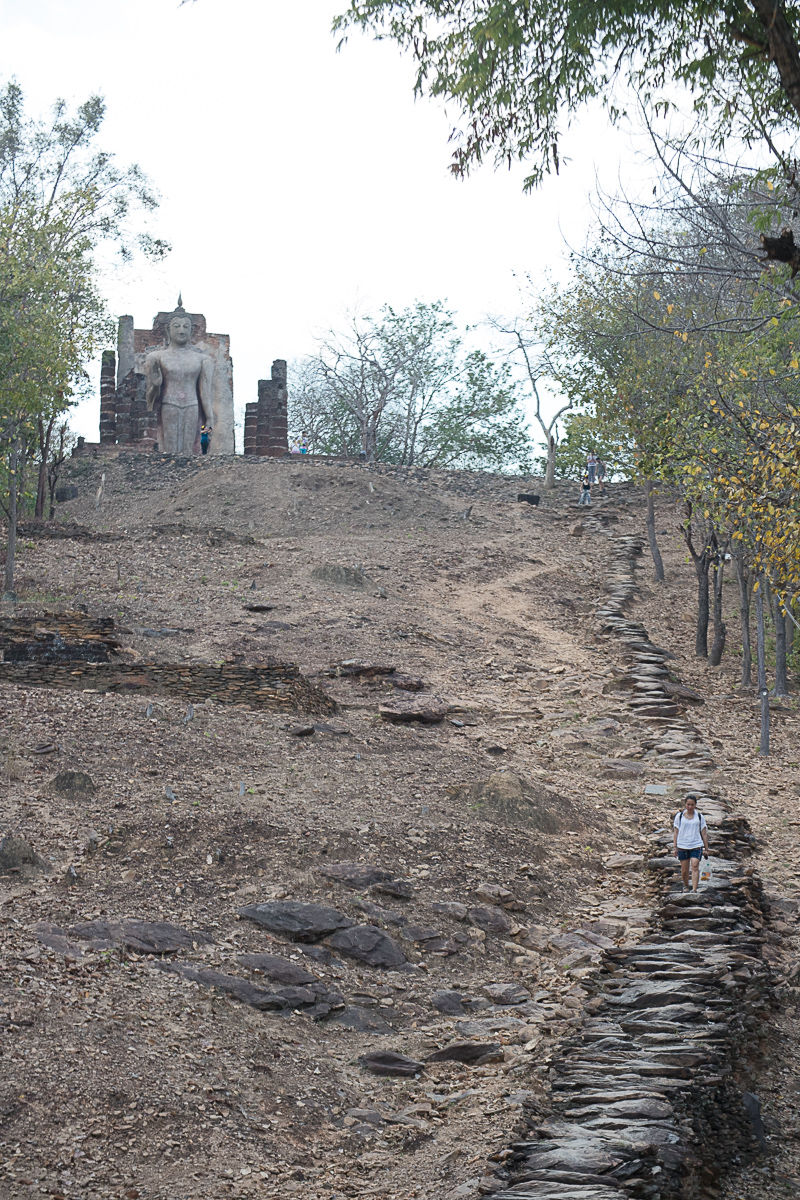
[[485, 532, 772, 1200]]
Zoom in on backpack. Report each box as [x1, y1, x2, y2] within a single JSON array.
[[677, 809, 703, 827]]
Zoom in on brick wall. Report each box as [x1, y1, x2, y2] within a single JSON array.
[[243, 360, 289, 456]]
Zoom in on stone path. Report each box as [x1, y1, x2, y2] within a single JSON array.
[[485, 531, 772, 1199], [597, 536, 715, 777]]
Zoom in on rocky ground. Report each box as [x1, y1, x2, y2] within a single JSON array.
[[0, 453, 798, 1200]]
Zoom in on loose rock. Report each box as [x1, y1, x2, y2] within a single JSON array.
[[359, 1051, 425, 1077], [326, 924, 408, 968], [426, 1041, 502, 1065], [0, 835, 48, 877], [239, 900, 353, 942]]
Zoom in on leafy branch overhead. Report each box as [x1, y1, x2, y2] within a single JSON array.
[[335, 0, 800, 188]]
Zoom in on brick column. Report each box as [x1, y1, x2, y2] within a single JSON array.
[[243, 403, 259, 455], [259, 360, 289, 456], [99, 350, 117, 444], [243, 360, 289, 456]]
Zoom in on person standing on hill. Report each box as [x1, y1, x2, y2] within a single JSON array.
[[673, 793, 710, 892], [578, 473, 592, 506]]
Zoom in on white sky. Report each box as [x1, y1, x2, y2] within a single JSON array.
[[1, 0, 647, 444]]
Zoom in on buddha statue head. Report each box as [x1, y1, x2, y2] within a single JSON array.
[[165, 297, 192, 346]]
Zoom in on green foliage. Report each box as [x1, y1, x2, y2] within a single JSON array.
[[0, 82, 166, 261], [0, 80, 164, 592], [538, 177, 800, 608], [533, 411, 635, 480], [290, 301, 534, 472], [334, 1, 800, 188], [0, 202, 107, 411]]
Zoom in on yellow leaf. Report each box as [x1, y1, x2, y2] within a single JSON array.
[[653, 290, 661, 301]]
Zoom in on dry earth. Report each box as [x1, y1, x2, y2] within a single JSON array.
[[1, 453, 798, 1200]]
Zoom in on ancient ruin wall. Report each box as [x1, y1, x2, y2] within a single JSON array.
[[0, 613, 335, 715], [97, 309, 235, 455], [243, 359, 289, 456]]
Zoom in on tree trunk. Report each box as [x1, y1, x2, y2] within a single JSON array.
[[646, 480, 665, 582], [756, 581, 770, 756], [35, 415, 55, 520], [750, 0, 800, 121], [48, 466, 58, 520], [733, 551, 752, 687], [544, 434, 556, 489], [694, 554, 710, 658], [710, 550, 727, 666], [35, 458, 47, 521], [362, 421, 376, 463], [3, 436, 19, 601], [773, 593, 789, 696], [680, 504, 713, 657]]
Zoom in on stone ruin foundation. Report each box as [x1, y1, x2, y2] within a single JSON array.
[[0, 613, 334, 715]]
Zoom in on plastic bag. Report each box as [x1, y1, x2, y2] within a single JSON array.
[[700, 858, 712, 883]]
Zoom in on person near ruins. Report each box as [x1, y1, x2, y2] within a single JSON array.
[[290, 437, 301, 454], [578, 472, 592, 506], [586, 451, 598, 484], [200, 425, 211, 455], [300, 432, 310, 454], [597, 458, 607, 495], [672, 793, 710, 892]]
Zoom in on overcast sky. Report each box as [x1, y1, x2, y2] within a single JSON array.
[[2, 0, 645, 443]]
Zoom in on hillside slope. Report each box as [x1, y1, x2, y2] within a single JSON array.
[[1, 454, 798, 1200]]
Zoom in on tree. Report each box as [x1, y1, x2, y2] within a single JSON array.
[[489, 320, 573, 488], [290, 301, 533, 471], [534, 159, 800, 737], [531, 411, 634, 483], [0, 81, 165, 598], [290, 358, 362, 457], [0, 210, 104, 595], [37, 419, 74, 521], [335, 1, 800, 188]]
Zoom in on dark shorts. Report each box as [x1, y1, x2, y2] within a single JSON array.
[[677, 847, 703, 861]]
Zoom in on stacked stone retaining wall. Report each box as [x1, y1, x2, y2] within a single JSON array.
[[486, 532, 772, 1200]]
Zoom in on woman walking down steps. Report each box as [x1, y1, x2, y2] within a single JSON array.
[[673, 793, 710, 893]]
